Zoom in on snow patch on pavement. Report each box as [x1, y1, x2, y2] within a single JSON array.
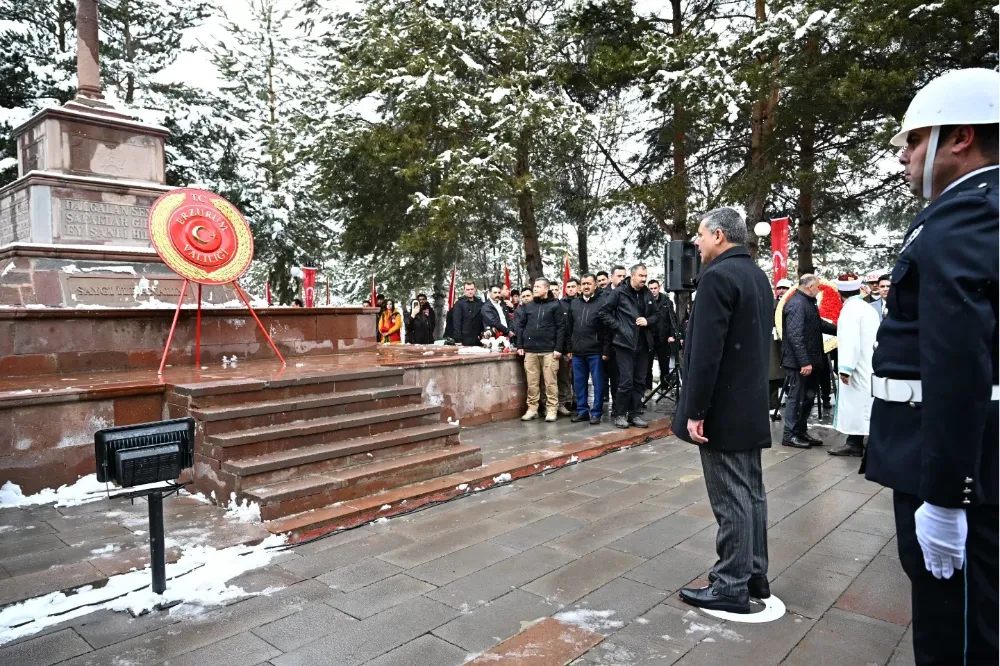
[[225, 493, 261, 523], [553, 608, 624, 633], [0, 534, 287, 645]]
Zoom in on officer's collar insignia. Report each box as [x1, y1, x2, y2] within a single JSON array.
[[900, 225, 923, 253]]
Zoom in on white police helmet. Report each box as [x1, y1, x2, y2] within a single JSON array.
[[891, 68, 1000, 199]]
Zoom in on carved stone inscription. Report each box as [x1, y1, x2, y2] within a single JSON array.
[[56, 197, 150, 243], [0, 190, 30, 245], [66, 275, 187, 306]]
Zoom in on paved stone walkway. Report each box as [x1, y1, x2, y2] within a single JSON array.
[[1, 422, 914, 666]]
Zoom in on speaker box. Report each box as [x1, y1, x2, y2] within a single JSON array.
[[665, 240, 701, 291]]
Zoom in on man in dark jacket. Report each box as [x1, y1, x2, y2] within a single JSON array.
[[452, 281, 484, 347], [514, 278, 566, 422], [556, 278, 578, 416], [781, 274, 837, 448], [598, 263, 660, 429], [565, 274, 609, 424], [671, 207, 773, 614], [481, 284, 513, 338], [645, 279, 680, 396]]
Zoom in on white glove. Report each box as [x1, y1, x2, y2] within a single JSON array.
[[914, 502, 967, 580]]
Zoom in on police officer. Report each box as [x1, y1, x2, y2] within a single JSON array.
[[866, 68, 999, 665]]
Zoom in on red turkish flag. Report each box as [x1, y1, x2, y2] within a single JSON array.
[[561, 254, 571, 297], [770, 217, 790, 287], [503, 264, 511, 293], [369, 274, 377, 307], [301, 267, 317, 308]]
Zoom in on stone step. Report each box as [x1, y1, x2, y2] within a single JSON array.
[[193, 385, 424, 434], [244, 444, 483, 521], [222, 423, 461, 490], [206, 404, 441, 448], [173, 367, 406, 408]]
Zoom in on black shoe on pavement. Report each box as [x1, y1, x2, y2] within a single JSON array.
[[707, 573, 770, 601], [749, 574, 771, 599], [589, 415, 601, 425], [804, 433, 824, 446], [782, 436, 812, 449], [628, 415, 649, 428], [570, 412, 589, 423], [828, 443, 863, 457], [613, 415, 629, 429], [679, 586, 751, 614]]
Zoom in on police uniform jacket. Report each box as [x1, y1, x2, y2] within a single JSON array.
[[866, 167, 999, 509], [671, 247, 774, 451], [597, 282, 660, 351]]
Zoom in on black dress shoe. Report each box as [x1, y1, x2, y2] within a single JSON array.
[[570, 412, 589, 423], [782, 436, 812, 449], [749, 574, 770, 599], [679, 586, 751, 614], [589, 415, 601, 425], [707, 573, 771, 600], [828, 443, 863, 457], [804, 434, 824, 446]]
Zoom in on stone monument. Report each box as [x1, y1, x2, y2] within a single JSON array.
[[0, 0, 232, 307]]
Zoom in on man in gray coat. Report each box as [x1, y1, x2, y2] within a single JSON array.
[[672, 207, 774, 614]]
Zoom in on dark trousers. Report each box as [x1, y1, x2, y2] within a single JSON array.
[[614, 344, 649, 417], [572, 355, 604, 418], [605, 349, 618, 407], [783, 370, 817, 439], [701, 447, 768, 595], [894, 491, 998, 665], [645, 343, 672, 391]]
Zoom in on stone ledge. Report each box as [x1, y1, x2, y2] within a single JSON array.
[[0, 306, 376, 320], [267, 416, 674, 540]]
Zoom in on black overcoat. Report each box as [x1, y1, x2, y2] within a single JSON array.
[[672, 246, 774, 451]]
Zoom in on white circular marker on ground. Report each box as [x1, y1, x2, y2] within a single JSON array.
[[700, 594, 786, 623]]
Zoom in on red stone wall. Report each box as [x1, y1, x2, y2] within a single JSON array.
[[0, 308, 378, 377], [0, 392, 164, 494], [390, 350, 527, 426]]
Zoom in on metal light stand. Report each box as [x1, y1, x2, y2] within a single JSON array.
[[114, 481, 188, 598]]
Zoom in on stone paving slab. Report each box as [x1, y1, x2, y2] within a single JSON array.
[[0, 417, 920, 666], [465, 617, 604, 666]]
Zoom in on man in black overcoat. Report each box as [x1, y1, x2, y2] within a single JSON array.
[[672, 207, 774, 614]]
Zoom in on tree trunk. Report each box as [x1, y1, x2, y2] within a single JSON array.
[[577, 218, 589, 274], [432, 248, 446, 339], [746, 0, 780, 259], [515, 134, 544, 280], [124, 3, 135, 104], [797, 37, 819, 276]]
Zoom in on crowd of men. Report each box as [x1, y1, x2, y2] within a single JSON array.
[[434, 266, 682, 430]]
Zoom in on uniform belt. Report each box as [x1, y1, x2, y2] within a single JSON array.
[[871, 377, 1000, 403]]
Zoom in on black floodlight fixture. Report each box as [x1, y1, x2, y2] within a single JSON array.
[[95, 418, 194, 488], [94, 418, 195, 597]]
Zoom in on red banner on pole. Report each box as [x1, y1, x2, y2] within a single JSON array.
[[301, 267, 317, 308], [561, 254, 571, 296], [265, 280, 272, 306], [770, 217, 790, 287], [369, 274, 377, 307], [503, 264, 511, 293], [447, 266, 457, 309]]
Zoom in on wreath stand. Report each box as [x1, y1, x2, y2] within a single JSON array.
[[157, 281, 286, 375]]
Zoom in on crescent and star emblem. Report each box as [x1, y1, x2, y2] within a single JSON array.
[[191, 225, 214, 244]]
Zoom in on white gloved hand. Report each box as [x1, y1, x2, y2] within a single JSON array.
[[914, 502, 967, 579]]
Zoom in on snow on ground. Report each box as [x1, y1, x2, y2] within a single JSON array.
[[225, 493, 262, 523], [0, 476, 198, 509], [0, 534, 287, 645], [554, 609, 625, 633]]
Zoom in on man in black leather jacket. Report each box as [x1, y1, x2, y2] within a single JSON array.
[[598, 264, 660, 429], [514, 278, 566, 422], [781, 275, 836, 448]]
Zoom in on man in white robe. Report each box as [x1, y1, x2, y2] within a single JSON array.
[[830, 274, 881, 456]]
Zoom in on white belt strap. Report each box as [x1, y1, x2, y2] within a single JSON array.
[[872, 376, 1000, 403]]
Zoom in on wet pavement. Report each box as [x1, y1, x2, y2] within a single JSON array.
[[0, 410, 916, 666]]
